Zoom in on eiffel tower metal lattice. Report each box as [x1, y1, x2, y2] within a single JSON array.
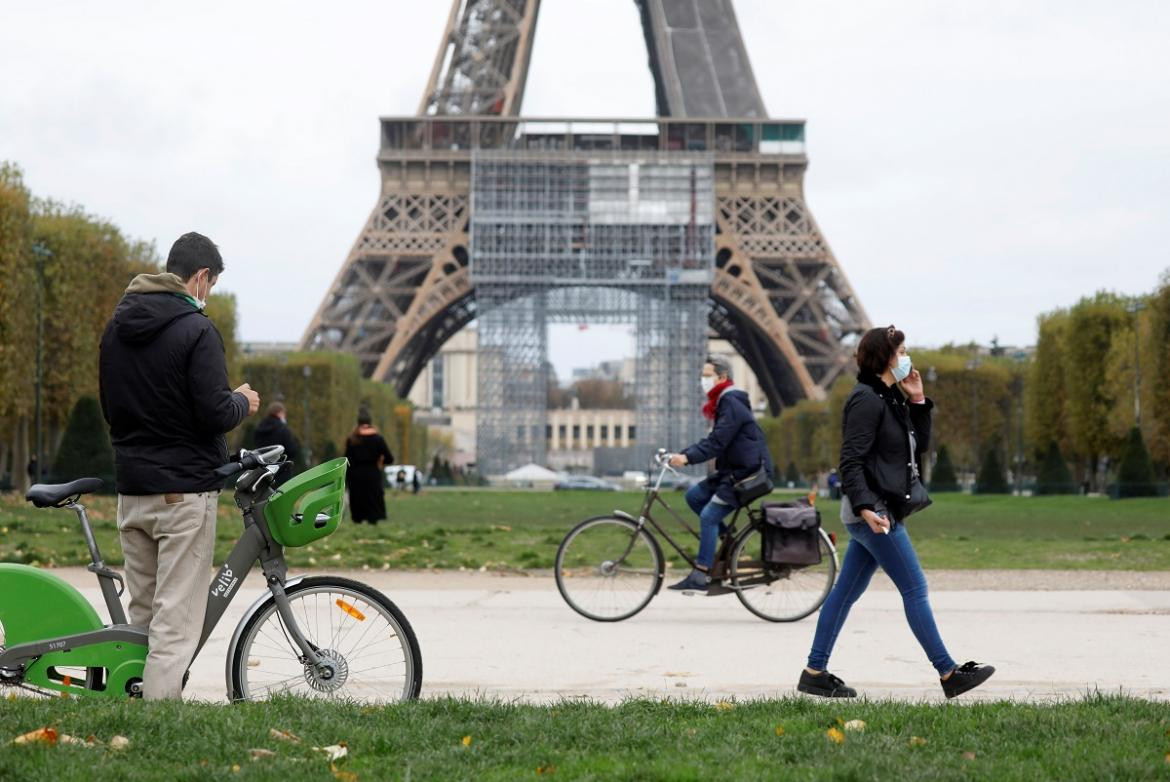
[[302, 0, 871, 465]]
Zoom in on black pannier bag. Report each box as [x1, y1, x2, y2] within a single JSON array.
[[761, 499, 822, 566]]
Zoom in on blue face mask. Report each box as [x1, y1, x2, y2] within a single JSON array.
[[892, 354, 912, 382]]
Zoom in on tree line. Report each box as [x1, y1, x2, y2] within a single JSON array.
[[0, 162, 424, 492], [763, 275, 1170, 495]]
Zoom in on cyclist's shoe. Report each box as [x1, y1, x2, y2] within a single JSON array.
[[797, 669, 857, 698], [667, 569, 709, 592], [941, 661, 995, 699]]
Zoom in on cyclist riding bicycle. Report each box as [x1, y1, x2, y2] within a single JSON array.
[[667, 355, 774, 591], [98, 232, 259, 700]]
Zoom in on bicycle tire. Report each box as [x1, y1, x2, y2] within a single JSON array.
[[729, 525, 837, 622], [228, 576, 422, 703], [555, 515, 664, 622]]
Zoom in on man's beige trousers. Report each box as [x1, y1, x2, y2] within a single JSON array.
[[117, 491, 218, 700]]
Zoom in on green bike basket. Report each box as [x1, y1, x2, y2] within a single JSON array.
[[262, 457, 348, 547]]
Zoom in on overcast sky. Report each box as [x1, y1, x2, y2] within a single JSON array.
[[3, 0, 1168, 381]]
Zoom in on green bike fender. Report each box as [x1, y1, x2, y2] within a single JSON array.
[[0, 563, 104, 645]]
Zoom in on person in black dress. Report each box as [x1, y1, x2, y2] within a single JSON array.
[[344, 410, 393, 524]]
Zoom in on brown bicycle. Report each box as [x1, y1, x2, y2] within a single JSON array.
[[555, 450, 839, 623]]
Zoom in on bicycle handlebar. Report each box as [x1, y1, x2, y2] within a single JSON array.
[[214, 446, 286, 478]]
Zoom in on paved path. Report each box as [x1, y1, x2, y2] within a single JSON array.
[[49, 568, 1170, 703]]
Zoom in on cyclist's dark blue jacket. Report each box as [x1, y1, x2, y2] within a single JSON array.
[[680, 387, 774, 505], [99, 272, 248, 494]]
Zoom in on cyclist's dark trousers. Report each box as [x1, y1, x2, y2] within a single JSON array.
[[684, 481, 736, 569], [117, 491, 219, 700]]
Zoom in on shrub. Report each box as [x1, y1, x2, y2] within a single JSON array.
[[975, 442, 1010, 494], [929, 445, 960, 492], [1035, 440, 1077, 495], [1116, 426, 1158, 498], [50, 396, 115, 490]]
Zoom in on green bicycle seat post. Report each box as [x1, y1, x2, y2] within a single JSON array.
[[71, 501, 127, 626]]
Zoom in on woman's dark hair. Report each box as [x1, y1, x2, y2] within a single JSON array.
[[855, 325, 905, 376], [357, 409, 372, 426], [166, 232, 224, 281]]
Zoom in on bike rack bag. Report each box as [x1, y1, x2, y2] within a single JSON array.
[[760, 499, 822, 566], [263, 457, 348, 547]]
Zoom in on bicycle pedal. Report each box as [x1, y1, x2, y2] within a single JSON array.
[[704, 583, 734, 596]]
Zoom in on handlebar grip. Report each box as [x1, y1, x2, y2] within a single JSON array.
[[214, 462, 244, 478]]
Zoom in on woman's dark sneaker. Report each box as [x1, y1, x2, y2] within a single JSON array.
[[797, 669, 857, 698], [941, 661, 995, 699]]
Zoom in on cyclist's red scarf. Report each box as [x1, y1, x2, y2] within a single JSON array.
[[703, 379, 734, 420]]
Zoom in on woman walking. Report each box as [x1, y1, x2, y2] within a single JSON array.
[[798, 326, 995, 699], [666, 355, 774, 591], [344, 409, 394, 524]]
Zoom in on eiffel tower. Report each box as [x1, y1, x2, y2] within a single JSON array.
[[301, 0, 870, 469]]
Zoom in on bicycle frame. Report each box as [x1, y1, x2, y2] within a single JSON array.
[[617, 460, 746, 575], [0, 459, 324, 697]]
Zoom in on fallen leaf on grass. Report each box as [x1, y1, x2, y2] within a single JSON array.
[[843, 720, 866, 732], [12, 727, 58, 746], [462, 735, 473, 747], [908, 736, 927, 747], [313, 742, 348, 762], [774, 725, 785, 737], [250, 748, 276, 761], [713, 701, 734, 711], [492, 525, 512, 532], [269, 728, 301, 743], [331, 762, 358, 781], [962, 751, 976, 761], [57, 734, 95, 747], [826, 727, 845, 744], [109, 735, 130, 751], [536, 764, 557, 775], [231, 764, 241, 773]]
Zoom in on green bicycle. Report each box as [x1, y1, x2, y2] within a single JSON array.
[[0, 445, 422, 702]]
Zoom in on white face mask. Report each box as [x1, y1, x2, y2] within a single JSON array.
[[192, 271, 209, 310], [892, 354, 913, 382], [700, 376, 717, 394]]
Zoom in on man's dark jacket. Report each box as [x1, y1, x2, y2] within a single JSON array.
[[838, 371, 933, 520], [99, 273, 248, 494], [681, 387, 775, 505]]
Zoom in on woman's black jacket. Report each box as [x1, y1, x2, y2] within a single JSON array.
[[838, 372, 933, 519]]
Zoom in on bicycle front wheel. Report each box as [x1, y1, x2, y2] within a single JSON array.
[[228, 576, 422, 703], [730, 526, 837, 622], [555, 515, 664, 622]]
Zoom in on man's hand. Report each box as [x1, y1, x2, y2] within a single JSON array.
[[860, 508, 890, 535], [235, 383, 260, 415], [899, 368, 925, 403], [668, 453, 688, 468]]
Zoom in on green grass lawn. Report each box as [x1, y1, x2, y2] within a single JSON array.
[[0, 489, 1167, 571], [1, 695, 1168, 781]]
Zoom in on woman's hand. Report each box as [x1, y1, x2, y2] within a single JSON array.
[[899, 368, 926, 403], [668, 453, 688, 468], [860, 508, 890, 534]]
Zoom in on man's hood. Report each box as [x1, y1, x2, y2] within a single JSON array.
[[255, 416, 284, 435], [112, 272, 201, 344]]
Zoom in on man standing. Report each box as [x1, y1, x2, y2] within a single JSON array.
[[253, 401, 301, 484], [99, 232, 259, 700]]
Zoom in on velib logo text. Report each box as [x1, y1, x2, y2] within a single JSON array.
[[211, 567, 239, 600]]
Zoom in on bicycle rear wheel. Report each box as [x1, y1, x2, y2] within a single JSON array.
[[555, 515, 663, 622], [228, 576, 421, 703], [730, 526, 836, 622]]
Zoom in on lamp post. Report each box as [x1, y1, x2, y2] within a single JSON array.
[[31, 242, 51, 484], [1127, 298, 1145, 427], [1012, 350, 1028, 496], [301, 364, 312, 467], [925, 365, 938, 483], [965, 357, 981, 490]]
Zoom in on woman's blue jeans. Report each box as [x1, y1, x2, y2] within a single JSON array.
[[807, 520, 957, 676], [684, 481, 736, 569]]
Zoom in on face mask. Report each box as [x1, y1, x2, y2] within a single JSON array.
[[192, 271, 209, 310], [700, 376, 716, 394], [892, 354, 913, 382]]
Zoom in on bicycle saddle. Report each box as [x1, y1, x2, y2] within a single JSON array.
[[26, 478, 104, 508]]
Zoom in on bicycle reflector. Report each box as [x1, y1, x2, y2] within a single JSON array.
[[262, 457, 348, 547]]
